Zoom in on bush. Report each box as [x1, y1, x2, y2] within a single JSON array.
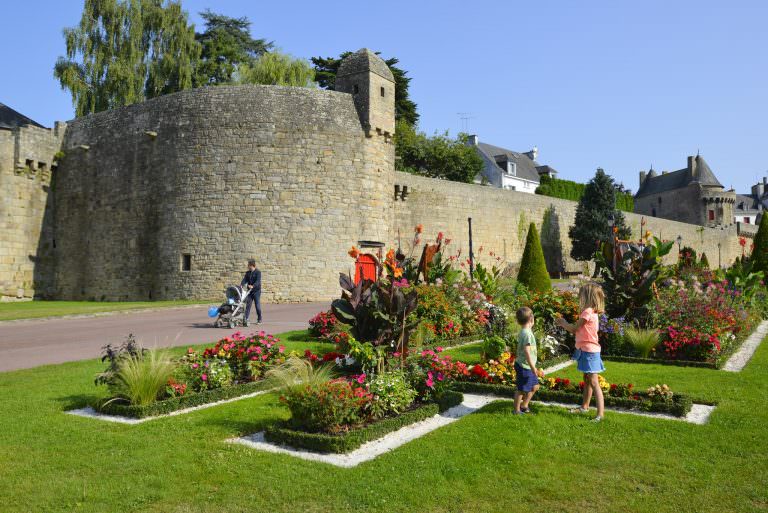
[[751, 214, 768, 275], [625, 327, 659, 358], [106, 350, 177, 406], [481, 335, 507, 361], [366, 372, 418, 419], [412, 284, 463, 339], [308, 310, 338, 338], [517, 223, 552, 292], [281, 379, 373, 434], [177, 352, 233, 392], [535, 175, 634, 213], [199, 332, 286, 381]]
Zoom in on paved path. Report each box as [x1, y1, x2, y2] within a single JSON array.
[[0, 302, 326, 373]]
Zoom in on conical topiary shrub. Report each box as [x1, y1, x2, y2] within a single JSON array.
[[517, 222, 552, 292], [751, 214, 768, 275], [699, 252, 710, 269]]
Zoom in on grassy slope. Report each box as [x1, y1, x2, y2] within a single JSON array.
[[1, 335, 767, 512], [0, 300, 209, 321]]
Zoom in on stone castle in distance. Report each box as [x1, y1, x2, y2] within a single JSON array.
[[0, 49, 755, 302]]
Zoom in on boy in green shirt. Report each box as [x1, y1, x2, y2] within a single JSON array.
[[514, 307, 542, 415]]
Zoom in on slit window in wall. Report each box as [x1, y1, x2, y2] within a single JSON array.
[[380, 86, 385, 97], [181, 254, 192, 272], [25, 159, 34, 170], [353, 84, 359, 94]]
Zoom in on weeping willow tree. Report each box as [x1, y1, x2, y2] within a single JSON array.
[[235, 51, 316, 87], [54, 0, 200, 116]]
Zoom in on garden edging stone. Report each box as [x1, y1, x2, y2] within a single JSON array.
[[722, 320, 768, 372]]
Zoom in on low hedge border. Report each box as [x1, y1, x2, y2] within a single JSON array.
[[94, 380, 269, 419], [450, 381, 692, 417], [602, 355, 717, 369], [264, 390, 464, 454], [541, 353, 572, 370]]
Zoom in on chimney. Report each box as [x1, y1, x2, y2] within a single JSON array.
[[688, 155, 697, 180], [639, 171, 647, 186], [467, 134, 479, 146], [754, 179, 766, 198], [530, 146, 538, 161]]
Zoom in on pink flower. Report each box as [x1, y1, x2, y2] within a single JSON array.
[[278, 345, 285, 353], [356, 374, 366, 384], [436, 346, 444, 352], [201, 374, 208, 381], [261, 355, 269, 361], [191, 363, 199, 369]]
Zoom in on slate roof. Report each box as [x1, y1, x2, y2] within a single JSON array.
[[475, 142, 541, 182], [0, 102, 45, 130], [635, 155, 723, 197], [735, 194, 760, 213]]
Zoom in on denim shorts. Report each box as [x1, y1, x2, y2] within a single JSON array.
[[514, 362, 539, 392], [575, 350, 605, 374]]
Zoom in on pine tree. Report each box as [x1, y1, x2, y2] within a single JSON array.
[[699, 252, 710, 269], [54, 0, 200, 117], [751, 214, 768, 274], [568, 168, 631, 261], [517, 223, 552, 292]]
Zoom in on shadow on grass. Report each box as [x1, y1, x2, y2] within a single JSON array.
[[54, 392, 103, 410], [202, 414, 287, 437]]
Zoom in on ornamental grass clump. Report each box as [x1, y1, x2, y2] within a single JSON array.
[[265, 356, 335, 395], [106, 350, 177, 406], [625, 327, 660, 358]]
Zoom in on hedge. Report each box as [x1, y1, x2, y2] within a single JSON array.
[[264, 391, 464, 454], [601, 355, 717, 369], [535, 175, 634, 213], [94, 380, 269, 419], [450, 381, 692, 417]]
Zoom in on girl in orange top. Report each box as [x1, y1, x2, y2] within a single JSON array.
[[555, 283, 606, 422]]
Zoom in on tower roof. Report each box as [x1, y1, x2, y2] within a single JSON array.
[[0, 102, 45, 129], [636, 154, 724, 197], [337, 48, 394, 82], [692, 155, 723, 187]]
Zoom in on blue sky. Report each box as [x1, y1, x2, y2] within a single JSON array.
[[2, 0, 766, 193]]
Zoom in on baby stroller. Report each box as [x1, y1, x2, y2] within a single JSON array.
[[211, 285, 248, 329]]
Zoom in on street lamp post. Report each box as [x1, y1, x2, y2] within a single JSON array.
[[676, 235, 683, 259]]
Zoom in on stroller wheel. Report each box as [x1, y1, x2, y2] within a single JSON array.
[[228, 320, 235, 329]]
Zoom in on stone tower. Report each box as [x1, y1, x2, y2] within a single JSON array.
[[335, 48, 396, 139]]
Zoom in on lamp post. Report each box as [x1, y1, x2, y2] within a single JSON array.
[[676, 235, 683, 259], [717, 242, 722, 269], [607, 214, 616, 271], [468, 217, 475, 280]]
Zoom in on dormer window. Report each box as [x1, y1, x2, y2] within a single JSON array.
[[506, 161, 516, 176]]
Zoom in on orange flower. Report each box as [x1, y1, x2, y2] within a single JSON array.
[[415, 224, 424, 234], [393, 267, 403, 278], [348, 246, 360, 259], [613, 226, 619, 234]]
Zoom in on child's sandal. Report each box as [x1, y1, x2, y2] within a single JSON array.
[[569, 407, 589, 414]]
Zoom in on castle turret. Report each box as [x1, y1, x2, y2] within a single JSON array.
[[335, 48, 395, 138]]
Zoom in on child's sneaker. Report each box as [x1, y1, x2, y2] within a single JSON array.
[[591, 415, 603, 423], [521, 407, 533, 414], [570, 407, 589, 414], [512, 410, 525, 416]]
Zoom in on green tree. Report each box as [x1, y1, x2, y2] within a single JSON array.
[[311, 52, 419, 127], [536, 175, 634, 212], [193, 9, 272, 86], [699, 252, 710, 269], [54, 0, 199, 117], [235, 52, 315, 87], [394, 120, 483, 183], [568, 168, 631, 261], [751, 214, 768, 275], [517, 223, 552, 292]]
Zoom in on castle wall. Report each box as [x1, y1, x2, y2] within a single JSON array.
[[53, 85, 393, 302], [393, 172, 742, 274], [0, 125, 63, 300]]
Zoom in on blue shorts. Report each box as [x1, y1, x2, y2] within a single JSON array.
[[514, 362, 539, 392], [574, 350, 605, 374]]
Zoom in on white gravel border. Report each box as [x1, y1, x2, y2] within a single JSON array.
[[721, 320, 768, 372], [66, 389, 270, 424], [229, 392, 715, 467], [542, 358, 574, 374]]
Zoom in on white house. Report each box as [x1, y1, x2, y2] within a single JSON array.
[[735, 177, 768, 225], [467, 135, 557, 193]]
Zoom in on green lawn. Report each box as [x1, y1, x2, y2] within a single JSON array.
[[0, 300, 209, 321], [1, 333, 767, 512]]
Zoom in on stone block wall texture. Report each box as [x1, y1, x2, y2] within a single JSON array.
[[0, 124, 64, 299], [392, 173, 743, 275], [53, 85, 394, 302]]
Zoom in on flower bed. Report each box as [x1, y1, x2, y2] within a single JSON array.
[[450, 381, 692, 417], [93, 380, 269, 418], [264, 390, 463, 453], [91, 332, 292, 418]]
